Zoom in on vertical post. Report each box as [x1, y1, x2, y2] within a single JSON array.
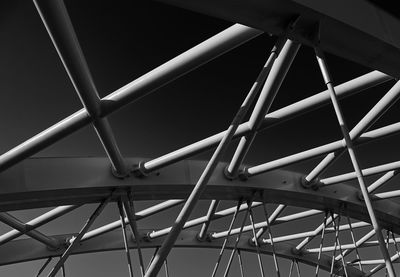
[[315, 47, 396, 277]]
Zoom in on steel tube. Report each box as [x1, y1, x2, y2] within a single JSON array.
[[145, 64, 268, 276], [198, 200, 219, 240], [82, 200, 183, 241], [226, 37, 288, 176], [316, 48, 395, 277], [49, 196, 111, 277], [321, 160, 400, 185], [308, 237, 400, 253], [0, 23, 262, 173], [368, 170, 398, 193], [145, 71, 391, 173], [33, 0, 127, 176], [0, 213, 60, 249], [305, 80, 400, 183], [0, 205, 78, 245], [213, 209, 322, 240], [246, 121, 400, 177]]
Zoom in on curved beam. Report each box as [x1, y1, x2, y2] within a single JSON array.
[[0, 157, 400, 235], [0, 229, 364, 276]]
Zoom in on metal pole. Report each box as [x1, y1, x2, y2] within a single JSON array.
[[261, 201, 280, 276], [82, 200, 184, 242], [320, 158, 400, 186], [145, 64, 267, 276], [304, 80, 400, 184], [315, 47, 396, 277], [215, 209, 322, 240], [123, 192, 145, 277], [144, 71, 391, 173], [255, 204, 286, 239], [36, 257, 52, 277], [245, 121, 400, 177], [226, 37, 289, 177], [33, 0, 127, 176], [315, 212, 328, 277], [248, 205, 265, 277], [237, 250, 245, 277], [118, 200, 134, 277], [223, 201, 252, 277], [0, 213, 60, 249], [151, 202, 262, 239], [0, 22, 263, 173], [198, 200, 220, 240], [47, 196, 111, 277], [211, 200, 242, 277]]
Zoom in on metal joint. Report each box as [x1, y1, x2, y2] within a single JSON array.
[[300, 176, 321, 190], [238, 167, 250, 181], [132, 161, 150, 178]]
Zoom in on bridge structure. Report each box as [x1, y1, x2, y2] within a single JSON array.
[[1, 0, 400, 276]]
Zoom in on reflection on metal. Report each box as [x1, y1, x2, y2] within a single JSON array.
[[1, 0, 399, 276]]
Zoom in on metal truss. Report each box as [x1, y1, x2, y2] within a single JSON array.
[[1, 0, 400, 276]]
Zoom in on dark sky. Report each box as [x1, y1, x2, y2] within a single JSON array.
[[0, 0, 400, 276]]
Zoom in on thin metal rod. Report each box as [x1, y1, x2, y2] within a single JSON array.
[[33, 0, 126, 176], [0, 205, 78, 245], [226, 37, 290, 177], [0, 22, 263, 173], [237, 250, 245, 277], [198, 200, 220, 240], [320, 160, 400, 186], [61, 265, 65, 277], [329, 213, 339, 277], [289, 260, 294, 277], [331, 213, 348, 277], [337, 229, 375, 260], [346, 215, 363, 271], [246, 121, 400, 177], [248, 204, 265, 277], [118, 200, 134, 277], [295, 214, 337, 251], [146, 247, 159, 274], [145, 60, 270, 276], [216, 209, 322, 240], [123, 192, 145, 277], [211, 200, 242, 277], [164, 259, 169, 277], [223, 201, 252, 277], [295, 260, 301, 277], [308, 237, 400, 253], [144, 71, 390, 174], [315, 47, 396, 277], [304, 80, 400, 183], [47, 196, 111, 277], [36, 257, 52, 277], [0, 213, 59, 249], [315, 212, 328, 277], [255, 204, 286, 239], [82, 200, 184, 242], [151, 201, 262, 240], [261, 200, 280, 277]]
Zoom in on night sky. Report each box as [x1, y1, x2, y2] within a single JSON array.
[[0, 0, 400, 276]]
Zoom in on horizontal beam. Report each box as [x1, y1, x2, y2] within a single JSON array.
[[0, 157, 400, 235]]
